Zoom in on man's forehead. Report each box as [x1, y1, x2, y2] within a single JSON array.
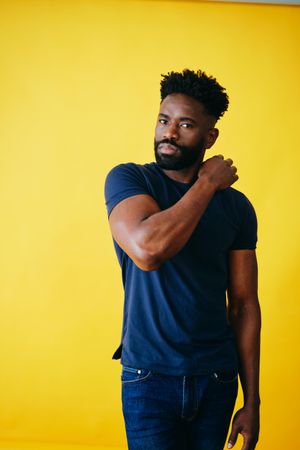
[[159, 93, 205, 117]]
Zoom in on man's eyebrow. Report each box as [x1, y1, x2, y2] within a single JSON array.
[[158, 113, 197, 124], [180, 116, 197, 124]]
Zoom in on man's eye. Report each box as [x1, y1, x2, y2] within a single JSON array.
[[159, 119, 167, 125], [181, 123, 193, 128]]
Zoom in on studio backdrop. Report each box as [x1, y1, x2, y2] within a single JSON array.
[[0, 1, 299, 449]]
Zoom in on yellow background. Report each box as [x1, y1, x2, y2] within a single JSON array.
[[1, 0, 299, 449]]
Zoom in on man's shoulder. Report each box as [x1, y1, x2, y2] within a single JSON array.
[[107, 161, 157, 175], [104, 162, 159, 216], [105, 162, 162, 188], [224, 186, 253, 205], [221, 186, 257, 221]]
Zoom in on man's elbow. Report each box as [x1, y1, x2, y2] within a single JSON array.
[[228, 296, 261, 324], [129, 236, 167, 271], [133, 248, 163, 271], [129, 232, 167, 271]]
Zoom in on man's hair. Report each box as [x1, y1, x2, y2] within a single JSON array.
[[160, 69, 229, 121]]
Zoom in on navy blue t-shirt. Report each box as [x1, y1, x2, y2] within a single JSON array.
[[104, 162, 257, 376]]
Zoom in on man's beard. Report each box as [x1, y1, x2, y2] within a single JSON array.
[[154, 138, 205, 171]]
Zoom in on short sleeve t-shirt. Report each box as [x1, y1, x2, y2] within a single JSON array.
[[104, 162, 257, 376]]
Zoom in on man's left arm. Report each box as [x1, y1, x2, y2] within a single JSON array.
[[227, 249, 261, 450]]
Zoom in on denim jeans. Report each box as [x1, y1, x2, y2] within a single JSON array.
[[121, 365, 238, 450]]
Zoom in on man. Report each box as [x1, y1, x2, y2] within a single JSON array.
[[104, 69, 261, 450]]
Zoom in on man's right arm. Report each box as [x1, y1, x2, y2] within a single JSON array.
[[108, 155, 238, 271]]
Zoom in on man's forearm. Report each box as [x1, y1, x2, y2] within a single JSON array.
[[134, 176, 216, 269], [229, 299, 261, 407]]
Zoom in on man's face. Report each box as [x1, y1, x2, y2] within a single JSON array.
[[154, 93, 215, 170]]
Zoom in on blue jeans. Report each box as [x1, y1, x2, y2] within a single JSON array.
[[121, 365, 238, 450]]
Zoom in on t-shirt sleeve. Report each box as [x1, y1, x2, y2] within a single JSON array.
[[230, 194, 258, 250], [104, 163, 150, 217]]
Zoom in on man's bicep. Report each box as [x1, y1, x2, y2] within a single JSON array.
[[108, 194, 161, 255], [228, 249, 258, 307]]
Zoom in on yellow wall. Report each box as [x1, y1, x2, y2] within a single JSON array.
[[0, 0, 299, 449]]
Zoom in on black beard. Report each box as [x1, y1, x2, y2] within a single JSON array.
[[154, 138, 205, 170]]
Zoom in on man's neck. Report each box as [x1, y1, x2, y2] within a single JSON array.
[[160, 158, 204, 184]]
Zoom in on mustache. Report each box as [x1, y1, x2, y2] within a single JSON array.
[[155, 139, 181, 151]]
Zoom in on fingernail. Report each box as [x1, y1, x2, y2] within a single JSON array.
[[227, 444, 233, 449]]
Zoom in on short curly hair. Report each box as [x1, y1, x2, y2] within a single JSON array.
[[160, 69, 229, 121]]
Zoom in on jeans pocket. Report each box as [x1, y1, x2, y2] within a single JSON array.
[[211, 370, 239, 384], [121, 365, 153, 384]]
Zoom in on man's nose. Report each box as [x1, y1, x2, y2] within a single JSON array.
[[163, 123, 179, 141]]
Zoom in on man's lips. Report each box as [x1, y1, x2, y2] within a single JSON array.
[[158, 143, 179, 155]]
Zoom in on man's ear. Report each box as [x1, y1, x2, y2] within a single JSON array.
[[205, 128, 219, 149]]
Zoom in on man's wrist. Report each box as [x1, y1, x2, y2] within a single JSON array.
[[195, 173, 218, 194], [244, 398, 261, 409]]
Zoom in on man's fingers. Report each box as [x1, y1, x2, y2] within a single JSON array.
[[215, 154, 224, 159], [227, 426, 239, 448], [241, 435, 249, 450], [227, 408, 259, 450], [225, 158, 233, 166], [232, 166, 237, 173]]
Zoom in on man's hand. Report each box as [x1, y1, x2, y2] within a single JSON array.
[[227, 406, 260, 450], [199, 154, 238, 190]]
